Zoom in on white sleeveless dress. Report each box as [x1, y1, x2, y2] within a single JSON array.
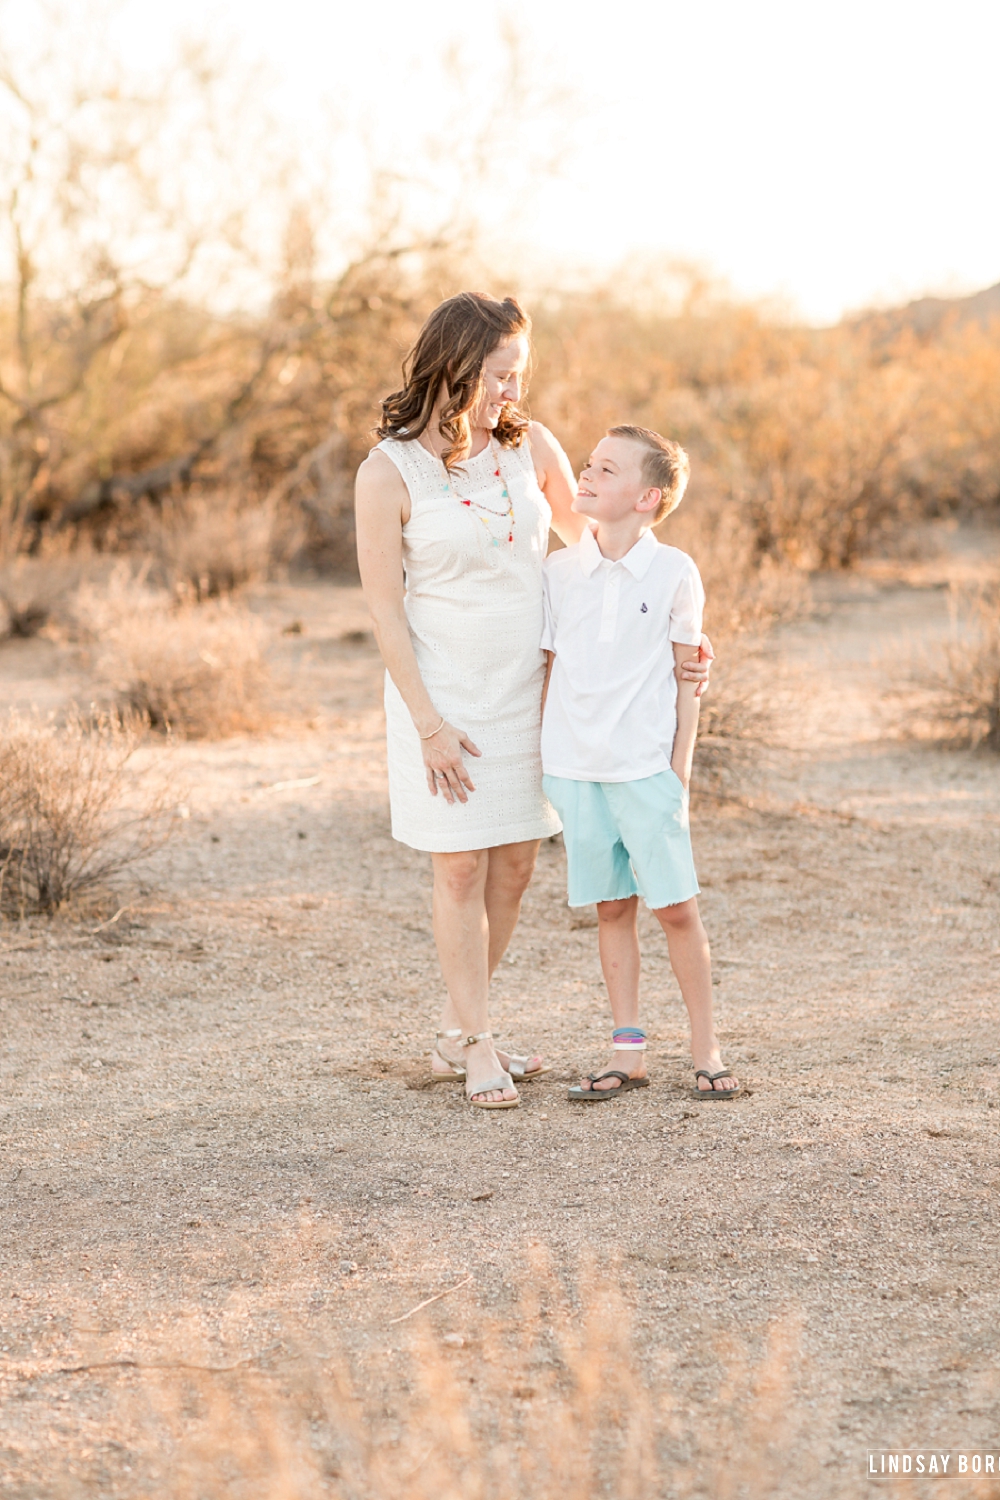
[[377, 433, 562, 853]]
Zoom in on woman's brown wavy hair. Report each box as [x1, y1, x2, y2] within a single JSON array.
[[376, 292, 531, 471]]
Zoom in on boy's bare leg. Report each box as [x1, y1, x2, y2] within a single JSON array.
[[652, 896, 737, 1093], [577, 895, 648, 1092]]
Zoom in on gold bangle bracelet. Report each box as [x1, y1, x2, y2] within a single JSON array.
[[418, 716, 445, 740]]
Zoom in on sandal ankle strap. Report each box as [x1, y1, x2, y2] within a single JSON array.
[[436, 1028, 463, 1041], [461, 1030, 492, 1048]]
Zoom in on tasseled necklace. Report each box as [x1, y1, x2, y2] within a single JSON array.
[[441, 439, 514, 549]]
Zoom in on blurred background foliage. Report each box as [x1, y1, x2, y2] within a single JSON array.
[[1, 14, 998, 587]]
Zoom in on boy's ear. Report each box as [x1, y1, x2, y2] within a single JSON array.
[[635, 487, 662, 516]]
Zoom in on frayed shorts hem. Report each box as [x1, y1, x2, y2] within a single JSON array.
[[566, 879, 701, 911], [543, 770, 700, 911]]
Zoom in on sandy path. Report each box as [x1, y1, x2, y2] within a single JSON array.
[[0, 566, 998, 1497]]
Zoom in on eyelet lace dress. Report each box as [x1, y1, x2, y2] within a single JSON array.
[[376, 434, 562, 853]]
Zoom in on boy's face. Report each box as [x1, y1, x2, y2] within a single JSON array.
[[573, 435, 656, 522]]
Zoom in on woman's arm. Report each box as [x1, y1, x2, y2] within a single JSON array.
[[541, 650, 555, 712], [671, 641, 702, 789], [527, 421, 586, 547], [355, 450, 481, 804]]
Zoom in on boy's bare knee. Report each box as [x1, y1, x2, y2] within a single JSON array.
[[655, 897, 698, 930], [597, 898, 635, 923]]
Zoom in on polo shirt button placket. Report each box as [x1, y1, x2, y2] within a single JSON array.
[[598, 566, 621, 644]]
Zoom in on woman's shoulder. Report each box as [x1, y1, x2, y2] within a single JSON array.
[[364, 435, 432, 478], [356, 443, 410, 499], [358, 442, 400, 476], [525, 419, 559, 457]]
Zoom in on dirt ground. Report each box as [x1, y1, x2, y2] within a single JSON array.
[[1, 537, 998, 1498]]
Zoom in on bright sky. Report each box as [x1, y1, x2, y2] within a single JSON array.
[[109, 0, 1000, 322]]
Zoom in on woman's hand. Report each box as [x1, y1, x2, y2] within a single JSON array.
[[422, 721, 482, 803], [679, 633, 715, 699]]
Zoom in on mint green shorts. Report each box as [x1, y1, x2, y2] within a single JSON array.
[[542, 770, 700, 910]]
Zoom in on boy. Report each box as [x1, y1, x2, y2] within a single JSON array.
[[540, 425, 739, 1102]]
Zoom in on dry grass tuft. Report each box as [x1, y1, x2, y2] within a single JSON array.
[[139, 491, 292, 600], [67, 1260, 808, 1499], [74, 568, 271, 737], [0, 707, 171, 915], [931, 581, 1000, 750]]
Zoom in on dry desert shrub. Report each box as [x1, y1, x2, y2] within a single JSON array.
[[75, 570, 271, 737], [659, 503, 806, 788], [0, 708, 170, 915], [139, 490, 292, 600], [0, 547, 94, 638], [531, 278, 1000, 574], [931, 581, 1000, 750], [698, 559, 804, 788], [694, 638, 775, 788]]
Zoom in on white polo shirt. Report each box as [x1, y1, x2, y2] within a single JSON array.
[[540, 526, 704, 782]]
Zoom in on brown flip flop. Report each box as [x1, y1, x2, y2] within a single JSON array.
[[692, 1068, 740, 1100], [568, 1070, 650, 1103]]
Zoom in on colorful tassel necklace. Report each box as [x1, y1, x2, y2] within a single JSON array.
[[441, 439, 514, 549]]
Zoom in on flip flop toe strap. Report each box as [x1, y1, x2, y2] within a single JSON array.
[[694, 1067, 739, 1096], [587, 1070, 630, 1090]]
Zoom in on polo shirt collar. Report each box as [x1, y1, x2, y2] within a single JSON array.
[[577, 525, 603, 576], [578, 524, 658, 579], [621, 528, 659, 579]]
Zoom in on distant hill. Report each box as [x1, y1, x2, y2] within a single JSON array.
[[855, 280, 1000, 337]]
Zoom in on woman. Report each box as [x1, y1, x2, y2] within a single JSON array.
[[355, 292, 710, 1109]]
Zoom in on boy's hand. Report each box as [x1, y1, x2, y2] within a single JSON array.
[[679, 634, 715, 699]]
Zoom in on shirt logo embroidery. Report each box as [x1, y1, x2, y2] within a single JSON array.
[[640, 603, 648, 613]]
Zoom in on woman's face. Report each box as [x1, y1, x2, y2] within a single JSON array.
[[470, 335, 530, 430]]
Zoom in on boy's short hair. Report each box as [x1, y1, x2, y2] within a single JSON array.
[[608, 425, 690, 523]]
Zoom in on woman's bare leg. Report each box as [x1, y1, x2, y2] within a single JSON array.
[[430, 849, 516, 1104], [436, 840, 543, 1078], [484, 840, 540, 975], [652, 896, 737, 1093]]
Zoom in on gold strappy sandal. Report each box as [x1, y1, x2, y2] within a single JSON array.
[[504, 1051, 551, 1082], [429, 1028, 467, 1083], [462, 1031, 519, 1111], [429, 1030, 549, 1084]]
